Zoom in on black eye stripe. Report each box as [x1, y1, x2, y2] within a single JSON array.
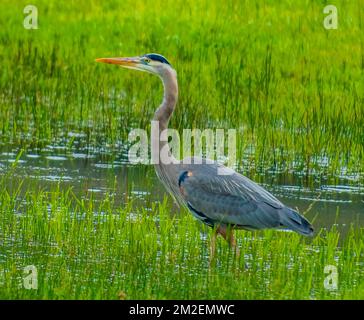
[[143, 53, 171, 65]]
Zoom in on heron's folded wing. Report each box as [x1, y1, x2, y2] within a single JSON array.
[[179, 163, 283, 229]]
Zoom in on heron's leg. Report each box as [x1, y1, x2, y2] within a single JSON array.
[[217, 225, 240, 257]]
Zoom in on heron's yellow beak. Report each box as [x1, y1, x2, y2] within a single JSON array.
[[95, 57, 141, 67], [96, 56, 155, 74]]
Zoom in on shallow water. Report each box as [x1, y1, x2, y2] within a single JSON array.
[[0, 141, 363, 238]]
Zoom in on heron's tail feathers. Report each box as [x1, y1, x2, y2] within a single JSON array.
[[279, 207, 314, 236]]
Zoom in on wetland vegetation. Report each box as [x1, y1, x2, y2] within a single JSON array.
[[0, 0, 363, 299]]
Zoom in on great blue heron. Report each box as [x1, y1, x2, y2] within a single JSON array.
[[96, 53, 314, 254]]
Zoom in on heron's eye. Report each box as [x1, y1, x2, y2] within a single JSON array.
[[144, 58, 151, 64]]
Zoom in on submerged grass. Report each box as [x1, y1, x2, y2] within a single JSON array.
[[0, 182, 363, 299]]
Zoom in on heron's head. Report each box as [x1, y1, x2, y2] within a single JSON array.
[[95, 53, 174, 77]]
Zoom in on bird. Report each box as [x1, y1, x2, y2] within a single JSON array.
[[95, 53, 314, 255]]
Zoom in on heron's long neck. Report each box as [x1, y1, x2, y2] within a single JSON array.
[[153, 68, 178, 132], [152, 68, 182, 202]]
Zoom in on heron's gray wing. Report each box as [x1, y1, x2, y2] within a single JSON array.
[[179, 162, 284, 230]]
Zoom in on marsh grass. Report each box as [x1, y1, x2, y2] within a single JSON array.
[[0, 0, 363, 300], [0, 181, 363, 299], [0, 0, 363, 178]]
